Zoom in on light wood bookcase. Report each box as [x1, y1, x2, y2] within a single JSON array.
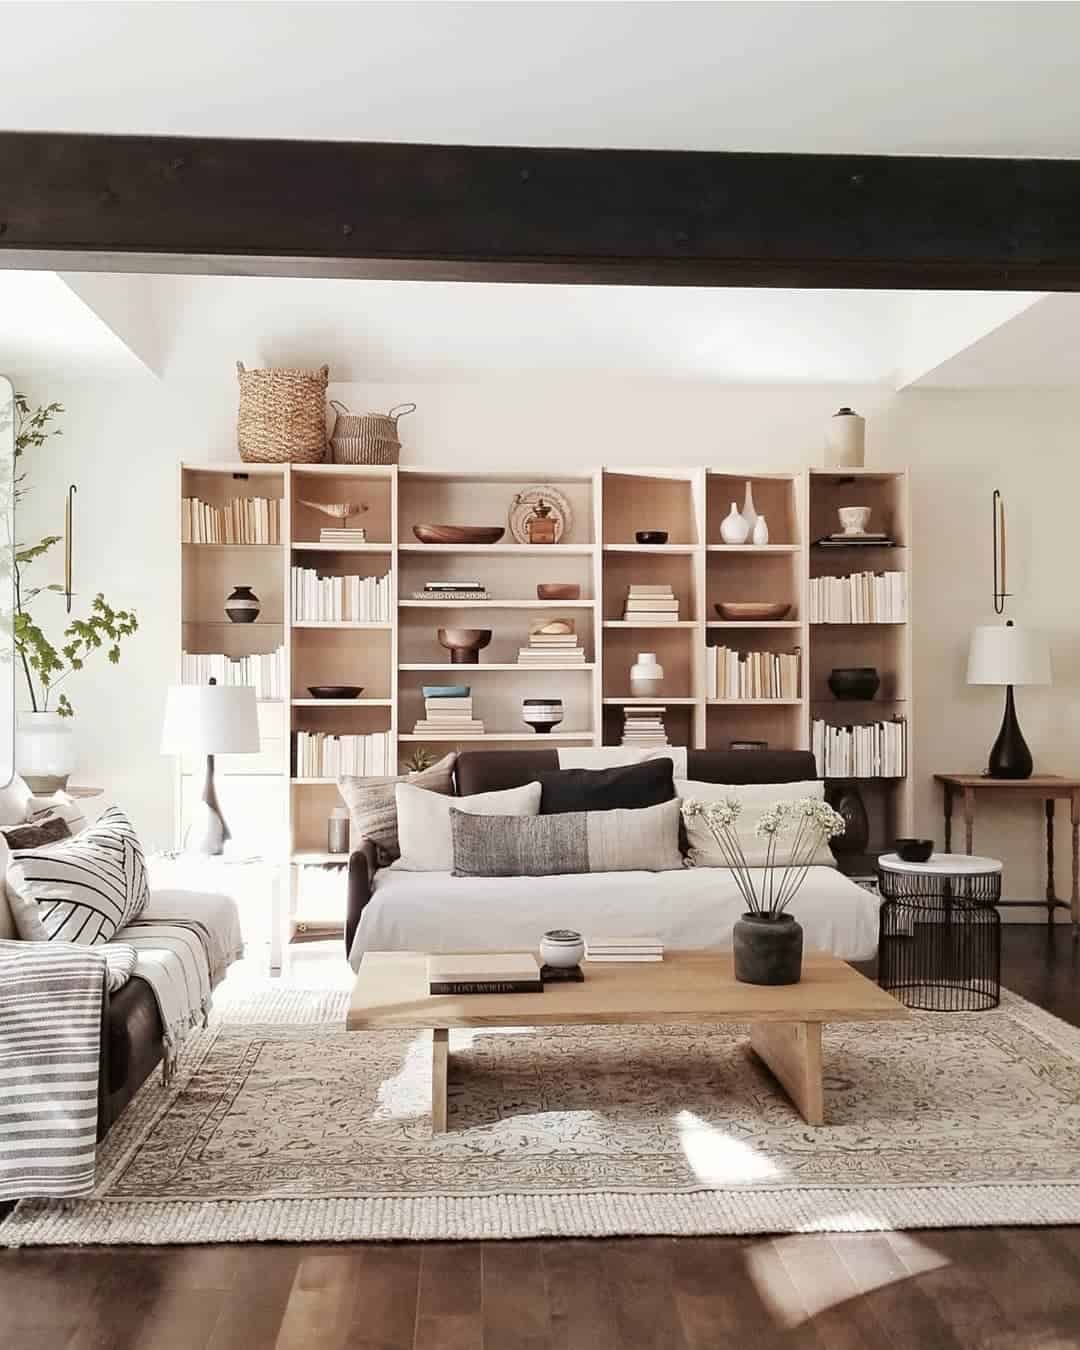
[[179, 462, 912, 942]]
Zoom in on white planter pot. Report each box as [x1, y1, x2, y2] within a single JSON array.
[[825, 407, 866, 467], [15, 712, 75, 793], [630, 652, 664, 699]]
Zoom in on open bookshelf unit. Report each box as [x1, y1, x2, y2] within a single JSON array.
[[179, 462, 913, 946]]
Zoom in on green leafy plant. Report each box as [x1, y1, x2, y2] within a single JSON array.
[[13, 396, 139, 717], [400, 746, 436, 774]]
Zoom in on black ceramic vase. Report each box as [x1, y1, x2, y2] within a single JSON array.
[[225, 585, 260, 624], [732, 913, 804, 985], [826, 785, 869, 856], [987, 685, 1034, 779]]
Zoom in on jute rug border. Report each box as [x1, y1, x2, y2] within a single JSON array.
[[5, 983, 1080, 1246]]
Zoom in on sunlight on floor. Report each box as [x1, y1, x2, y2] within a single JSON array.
[[675, 1109, 781, 1185]]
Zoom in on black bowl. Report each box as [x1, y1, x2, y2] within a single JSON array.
[[895, 837, 934, 863], [827, 666, 880, 700], [635, 530, 669, 545], [307, 685, 364, 700]]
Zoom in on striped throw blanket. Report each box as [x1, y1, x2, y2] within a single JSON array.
[[0, 940, 107, 1201]]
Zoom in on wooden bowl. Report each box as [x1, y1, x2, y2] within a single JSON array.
[[413, 524, 505, 545], [437, 628, 492, 664], [307, 685, 364, 699], [714, 602, 791, 622], [537, 583, 582, 601]]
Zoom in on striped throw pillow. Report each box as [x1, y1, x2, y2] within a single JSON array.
[[8, 807, 150, 946]]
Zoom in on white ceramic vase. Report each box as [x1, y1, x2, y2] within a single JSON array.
[[630, 651, 664, 698], [540, 929, 585, 969], [15, 711, 75, 793], [825, 407, 866, 467], [752, 514, 769, 545], [719, 502, 750, 544], [742, 481, 758, 533]]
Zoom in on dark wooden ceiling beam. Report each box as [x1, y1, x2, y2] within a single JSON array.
[[2, 131, 1079, 289]]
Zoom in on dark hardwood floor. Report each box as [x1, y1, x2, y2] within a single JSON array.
[[4, 924, 1080, 1350]]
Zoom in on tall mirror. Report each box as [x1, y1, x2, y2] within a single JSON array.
[[0, 377, 13, 785]]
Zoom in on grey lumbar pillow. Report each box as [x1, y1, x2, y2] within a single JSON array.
[[337, 753, 457, 865], [450, 797, 684, 877]]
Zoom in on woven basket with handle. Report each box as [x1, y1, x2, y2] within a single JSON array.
[[236, 362, 329, 464], [330, 400, 416, 465]]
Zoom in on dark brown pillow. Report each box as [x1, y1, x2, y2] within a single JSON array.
[[1, 816, 71, 850], [536, 757, 676, 816]]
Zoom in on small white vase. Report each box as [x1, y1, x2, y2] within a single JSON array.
[[630, 651, 664, 698], [752, 514, 769, 545], [742, 481, 758, 533], [15, 711, 75, 793], [719, 502, 750, 544], [540, 929, 585, 969], [825, 407, 866, 467]]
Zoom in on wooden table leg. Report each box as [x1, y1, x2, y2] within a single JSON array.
[[749, 1021, 824, 1126], [963, 787, 975, 855], [432, 1027, 449, 1134], [1071, 791, 1080, 939], [943, 784, 953, 853], [1046, 798, 1058, 925]]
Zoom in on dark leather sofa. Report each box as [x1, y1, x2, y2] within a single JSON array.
[[345, 747, 816, 959], [97, 978, 165, 1139]]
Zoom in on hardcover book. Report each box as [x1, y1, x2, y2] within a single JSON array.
[[427, 953, 543, 994]]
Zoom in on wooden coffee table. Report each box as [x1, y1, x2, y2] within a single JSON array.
[[347, 950, 909, 1132]]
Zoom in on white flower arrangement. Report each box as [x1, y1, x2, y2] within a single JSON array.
[[680, 795, 845, 918]]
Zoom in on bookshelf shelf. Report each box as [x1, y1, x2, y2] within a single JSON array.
[[293, 621, 392, 631], [398, 543, 596, 556], [603, 619, 698, 629], [706, 620, 801, 629], [399, 599, 595, 609], [603, 543, 698, 555], [399, 731, 595, 743], [706, 544, 800, 554], [291, 698, 392, 707], [182, 542, 280, 551], [292, 541, 392, 553], [602, 696, 698, 706], [399, 662, 596, 672], [707, 698, 803, 707]]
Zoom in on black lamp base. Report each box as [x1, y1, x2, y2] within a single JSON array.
[[986, 685, 1033, 779]]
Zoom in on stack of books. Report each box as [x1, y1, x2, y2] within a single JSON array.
[[291, 568, 391, 622], [586, 938, 664, 963], [428, 953, 543, 995], [815, 531, 892, 549], [807, 571, 907, 623], [411, 580, 491, 602], [412, 694, 485, 737], [812, 716, 907, 778], [621, 705, 669, 747], [707, 646, 800, 700], [319, 526, 367, 546], [623, 584, 679, 622], [517, 618, 586, 665], [182, 496, 280, 545]]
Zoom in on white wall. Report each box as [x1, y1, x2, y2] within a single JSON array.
[[12, 371, 1080, 908]]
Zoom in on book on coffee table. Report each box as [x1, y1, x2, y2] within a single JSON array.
[[586, 938, 664, 962], [427, 953, 543, 995]]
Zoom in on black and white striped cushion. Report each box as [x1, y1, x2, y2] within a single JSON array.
[[10, 807, 149, 945]]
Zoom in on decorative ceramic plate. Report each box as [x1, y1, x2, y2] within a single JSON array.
[[413, 525, 505, 545], [714, 602, 792, 621], [508, 485, 574, 544]]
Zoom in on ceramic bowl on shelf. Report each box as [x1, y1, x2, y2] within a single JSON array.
[[421, 685, 471, 698], [307, 685, 364, 699], [522, 698, 564, 733], [537, 583, 581, 601], [635, 530, 669, 545], [827, 667, 881, 700], [895, 837, 934, 863], [413, 524, 505, 545], [714, 602, 791, 621], [437, 628, 492, 663], [838, 506, 872, 536]]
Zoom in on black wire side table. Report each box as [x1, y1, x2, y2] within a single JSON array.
[[876, 853, 1002, 1011]]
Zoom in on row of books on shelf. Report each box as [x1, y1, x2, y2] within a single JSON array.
[[623, 584, 680, 622], [706, 646, 800, 701], [807, 571, 907, 624], [292, 731, 393, 778], [290, 567, 392, 622], [811, 716, 907, 779], [182, 496, 281, 545], [181, 648, 285, 701], [518, 618, 587, 666], [412, 695, 484, 737]]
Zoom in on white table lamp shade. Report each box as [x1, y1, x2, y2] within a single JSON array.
[[160, 685, 260, 756], [967, 625, 1051, 687]]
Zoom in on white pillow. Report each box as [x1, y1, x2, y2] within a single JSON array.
[[558, 747, 687, 777], [0, 775, 33, 827], [676, 778, 836, 869], [394, 780, 542, 872]]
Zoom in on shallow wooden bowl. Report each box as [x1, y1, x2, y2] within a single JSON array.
[[536, 583, 582, 600], [413, 524, 505, 545], [714, 602, 791, 621]]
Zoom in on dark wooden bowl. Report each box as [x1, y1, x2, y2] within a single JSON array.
[[537, 583, 582, 600], [413, 524, 505, 545]]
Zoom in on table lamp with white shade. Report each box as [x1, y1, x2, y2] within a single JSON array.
[[161, 682, 260, 854], [967, 620, 1051, 780]]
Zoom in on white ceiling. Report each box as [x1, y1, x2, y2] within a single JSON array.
[[2, 1, 1080, 157]]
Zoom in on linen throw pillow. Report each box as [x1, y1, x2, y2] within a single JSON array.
[[337, 753, 457, 865], [676, 778, 836, 868], [537, 757, 676, 816], [7, 806, 150, 945], [394, 781, 542, 872], [450, 798, 684, 877]]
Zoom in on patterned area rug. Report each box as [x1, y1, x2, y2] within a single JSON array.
[[6, 984, 1080, 1245]]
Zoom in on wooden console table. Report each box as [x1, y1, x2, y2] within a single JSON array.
[[934, 774, 1080, 931]]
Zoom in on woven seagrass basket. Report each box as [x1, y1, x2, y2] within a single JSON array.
[[236, 362, 329, 464], [329, 400, 415, 465]]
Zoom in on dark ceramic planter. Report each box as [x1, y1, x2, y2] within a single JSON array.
[[827, 666, 880, 700], [733, 913, 803, 985]]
